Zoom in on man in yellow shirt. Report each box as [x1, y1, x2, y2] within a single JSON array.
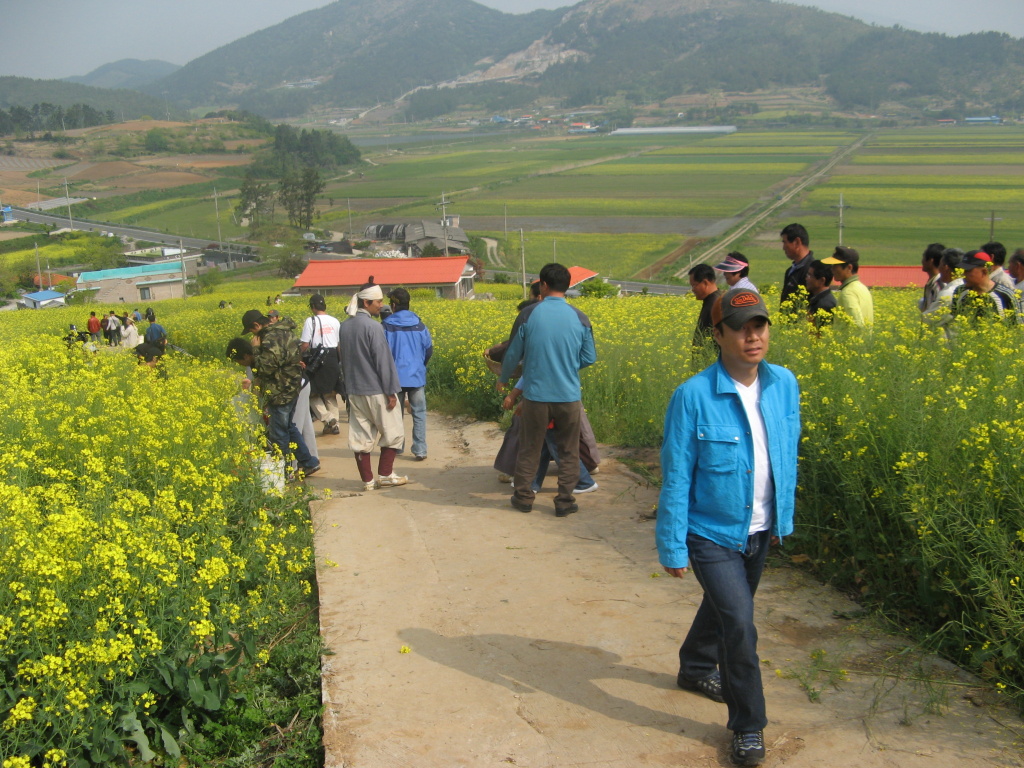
[[822, 246, 873, 327]]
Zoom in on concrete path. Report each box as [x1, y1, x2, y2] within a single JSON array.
[[309, 412, 1022, 768]]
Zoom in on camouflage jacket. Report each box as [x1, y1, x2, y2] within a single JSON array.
[[252, 317, 303, 406]]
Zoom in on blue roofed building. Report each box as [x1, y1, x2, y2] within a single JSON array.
[[76, 261, 195, 303], [20, 290, 66, 310]]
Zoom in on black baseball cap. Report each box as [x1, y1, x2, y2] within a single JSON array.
[[241, 309, 269, 333]]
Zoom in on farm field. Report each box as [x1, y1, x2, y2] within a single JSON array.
[[480, 230, 683, 278], [726, 128, 1024, 274], [8, 125, 1024, 285]]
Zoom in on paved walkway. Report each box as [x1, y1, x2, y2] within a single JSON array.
[[309, 412, 1022, 768]]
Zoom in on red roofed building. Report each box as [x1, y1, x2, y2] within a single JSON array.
[[33, 273, 73, 289], [857, 266, 927, 288], [530, 266, 599, 291], [292, 256, 475, 299]]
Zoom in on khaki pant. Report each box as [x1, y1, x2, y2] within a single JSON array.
[[348, 394, 405, 454], [513, 399, 582, 513]]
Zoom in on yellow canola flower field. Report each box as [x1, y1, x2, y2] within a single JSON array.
[[4, 276, 1024, 759], [0, 297, 315, 763]]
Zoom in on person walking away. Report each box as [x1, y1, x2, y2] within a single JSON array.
[[657, 288, 800, 767], [499, 263, 597, 517], [300, 294, 345, 435], [382, 287, 433, 460], [338, 278, 407, 491], [87, 311, 102, 343], [238, 309, 320, 478], [104, 311, 122, 346]]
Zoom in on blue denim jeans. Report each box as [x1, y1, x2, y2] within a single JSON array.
[[267, 399, 317, 469], [679, 530, 771, 733], [398, 386, 427, 458], [534, 433, 595, 493]]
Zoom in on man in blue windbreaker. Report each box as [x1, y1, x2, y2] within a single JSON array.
[[382, 287, 434, 461], [500, 263, 597, 517], [656, 287, 800, 767]]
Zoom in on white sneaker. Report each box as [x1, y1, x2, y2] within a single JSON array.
[[575, 482, 599, 494], [363, 479, 378, 491], [378, 473, 408, 487]]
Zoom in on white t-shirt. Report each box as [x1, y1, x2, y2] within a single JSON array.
[[733, 375, 774, 534], [300, 313, 341, 348]]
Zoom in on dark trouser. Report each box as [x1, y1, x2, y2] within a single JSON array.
[[679, 530, 771, 733], [513, 399, 581, 513], [267, 398, 317, 470]]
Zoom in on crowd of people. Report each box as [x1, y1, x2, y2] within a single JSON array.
[[226, 281, 433, 486], [687, 222, 1023, 348], [65, 306, 167, 365]]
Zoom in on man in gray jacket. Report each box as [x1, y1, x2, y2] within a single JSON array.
[[339, 278, 406, 491]]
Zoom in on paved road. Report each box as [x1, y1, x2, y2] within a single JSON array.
[[10, 206, 226, 252]]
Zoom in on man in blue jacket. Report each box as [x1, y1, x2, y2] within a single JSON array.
[[382, 288, 433, 460], [656, 288, 800, 767], [500, 263, 597, 517]]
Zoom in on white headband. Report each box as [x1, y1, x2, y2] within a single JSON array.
[[346, 284, 384, 316]]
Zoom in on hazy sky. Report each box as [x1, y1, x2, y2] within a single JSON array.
[[0, 0, 1021, 81]]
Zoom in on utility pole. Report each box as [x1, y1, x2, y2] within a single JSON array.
[[435, 192, 451, 256], [34, 242, 41, 291], [214, 186, 228, 269], [834, 193, 850, 246], [64, 177, 74, 230], [347, 198, 352, 236], [179, 239, 187, 297], [984, 210, 1002, 241], [519, 228, 527, 300]]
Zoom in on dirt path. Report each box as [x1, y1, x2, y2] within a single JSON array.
[[310, 412, 1022, 768]]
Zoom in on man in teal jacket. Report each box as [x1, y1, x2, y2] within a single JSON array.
[[500, 263, 597, 517], [656, 288, 800, 767]]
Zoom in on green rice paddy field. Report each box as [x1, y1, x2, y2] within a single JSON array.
[[115, 127, 1024, 282]]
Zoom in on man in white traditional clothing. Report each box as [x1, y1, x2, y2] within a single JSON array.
[[338, 277, 407, 491]]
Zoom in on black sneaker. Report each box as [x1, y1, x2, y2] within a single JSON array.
[[731, 730, 765, 766], [677, 671, 725, 703], [555, 503, 579, 517], [510, 495, 533, 513]]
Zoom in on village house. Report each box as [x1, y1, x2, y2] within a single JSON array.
[[76, 261, 196, 303], [291, 255, 475, 300]]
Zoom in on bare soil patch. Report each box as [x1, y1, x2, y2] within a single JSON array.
[[137, 154, 252, 170], [105, 171, 210, 191], [69, 161, 146, 182]]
